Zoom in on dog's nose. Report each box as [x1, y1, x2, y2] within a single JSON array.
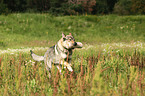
[[74, 42, 77, 46]]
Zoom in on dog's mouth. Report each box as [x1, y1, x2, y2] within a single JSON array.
[[62, 42, 83, 50], [73, 42, 77, 46], [64, 45, 74, 50], [74, 42, 83, 48]]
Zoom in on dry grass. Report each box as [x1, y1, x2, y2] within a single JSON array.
[[0, 48, 144, 95]]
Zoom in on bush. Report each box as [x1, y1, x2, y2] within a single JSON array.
[[0, 2, 9, 15], [65, 3, 84, 15], [68, 0, 96, 14], [4, 0, 27, 12], [48, 0, 67, 15], [113, 0, 132, 15], [26, 0, 50, 12], [0, 0, 144, 15], [92, 0, 108, 14], [131, 0, 145, 14]]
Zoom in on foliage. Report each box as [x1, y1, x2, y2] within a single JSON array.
[[4, 0, 27, 12], [48, 0, 69, 15], [106, 0, 118, 13], [113, 0, 132, 15], [131, 0, 145, 14], [0, 1, 9, 15], [68, 0, 96, 14], [0, 0, 144, 15], [114, 0, 145, 15], [26, 0, 50, 12]]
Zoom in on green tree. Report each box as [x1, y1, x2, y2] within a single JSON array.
[[113, 0, 132, 15], [0, 0, 9, 15], [93, 0, 108, 14], [68, 0, 96, 14], [49, 0, 68, 15], [107, 0, 118, 13], [4, 0, 27, 12], [131, 0, 145, 14], [92, 0, 118, 14], [26, 0, 50, 12]]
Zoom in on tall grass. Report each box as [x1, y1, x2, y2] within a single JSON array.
[[0, 48, 144, 95], [0, 13, 145, 95]]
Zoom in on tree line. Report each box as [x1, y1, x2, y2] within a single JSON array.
[[0, 0, 145, 15]]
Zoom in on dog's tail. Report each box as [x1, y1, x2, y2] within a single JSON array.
[[30, 50, 44, 61]]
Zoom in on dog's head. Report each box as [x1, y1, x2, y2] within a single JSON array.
[[61, 33, 77, 49]]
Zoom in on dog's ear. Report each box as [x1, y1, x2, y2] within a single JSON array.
[[62, 33, 66, 38], [62, 33, 66, 41]]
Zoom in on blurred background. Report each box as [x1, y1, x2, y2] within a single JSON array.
[[0, 0, 145, 15], [0, 0, 145, 49]]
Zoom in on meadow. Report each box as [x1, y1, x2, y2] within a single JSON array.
[[0, 13, 145, 49], [0, 13, 145, 95]]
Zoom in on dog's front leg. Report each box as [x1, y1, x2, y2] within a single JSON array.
[[60, 60, 73, 72], [56, 65, 62, 74]]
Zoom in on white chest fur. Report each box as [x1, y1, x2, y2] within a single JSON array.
[[61, 52, 67, 58], [61, 52, 72, 59]]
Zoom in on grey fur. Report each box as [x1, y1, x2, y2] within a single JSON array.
[[30, 33, 83, 78]]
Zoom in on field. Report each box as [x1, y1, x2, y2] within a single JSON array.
[[0, 14, 145, 95], [0, 13, 145, 49]]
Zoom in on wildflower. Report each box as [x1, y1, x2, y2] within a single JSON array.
[[120, 26, 124, 30], [116, 50, 120, 53], [46, 32, 48, 35], [10, 53, 14, 55], [103, 49, 106, 52], [68, 26, 71, 29]]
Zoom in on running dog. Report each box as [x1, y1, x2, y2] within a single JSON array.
[[30, 33, 83, 77]]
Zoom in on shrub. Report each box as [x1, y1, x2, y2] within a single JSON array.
[[131, 0, 145, 14], [113, 0, 132, 15], [48, 0, 67, 15], [68, 0, 96, 14], [92, 0, 108, 14], [0, 2, 9, 15], [26, 0, 50, 12]]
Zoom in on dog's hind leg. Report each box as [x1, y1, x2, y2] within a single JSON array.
[[45, 65, 51, 78], [44, 60, 52, 78]]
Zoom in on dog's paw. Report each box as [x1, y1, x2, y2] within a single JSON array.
[[67, 65, 73, 72]]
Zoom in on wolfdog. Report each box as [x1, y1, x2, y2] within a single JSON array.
[[30, 33, 83, 77]]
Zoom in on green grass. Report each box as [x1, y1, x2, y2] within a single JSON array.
[[0, 13, 145, 49], [0, 47, 145, 95], [0, 14, 145, 95]]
